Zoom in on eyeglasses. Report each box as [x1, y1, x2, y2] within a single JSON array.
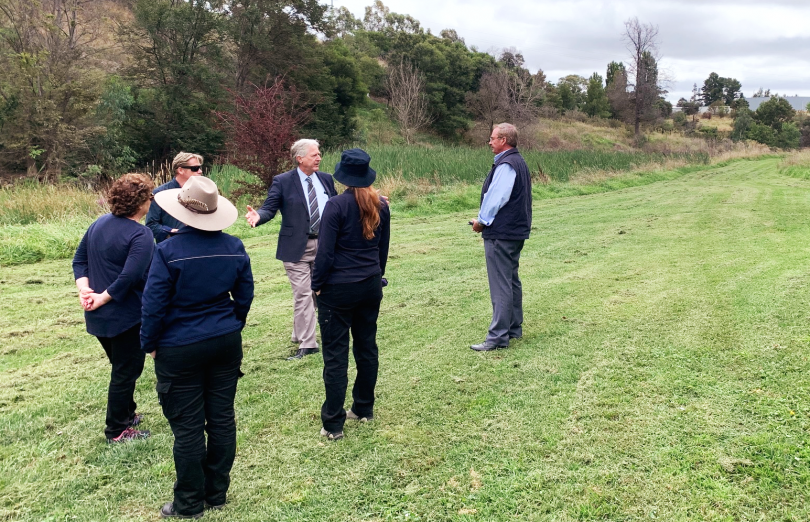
[[181, 165, 202, 172], [488, 136, 504, 143]]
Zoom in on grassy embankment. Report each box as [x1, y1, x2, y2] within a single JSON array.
[[1, 157, 809, 520], [1, 137, 772, 266]]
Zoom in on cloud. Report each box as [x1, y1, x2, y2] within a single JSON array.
[[337, 0, 810, 101]]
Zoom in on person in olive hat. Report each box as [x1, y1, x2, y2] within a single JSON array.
[[141, 176, 254, 519], [311, 148, 391, 441]]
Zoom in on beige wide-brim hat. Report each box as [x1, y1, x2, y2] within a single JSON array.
[[154, 176, 238, 231]]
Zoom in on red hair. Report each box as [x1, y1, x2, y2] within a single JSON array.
[[348, 187, 381, 240]]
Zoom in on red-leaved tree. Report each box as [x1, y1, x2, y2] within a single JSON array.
[[216, 79, 311, 195]]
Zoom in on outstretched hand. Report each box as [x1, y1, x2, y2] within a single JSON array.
[[245, 205, 260, 228]]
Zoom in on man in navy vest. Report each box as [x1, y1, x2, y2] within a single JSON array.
[[245, 139, 338, 360], [470, 123, 532, 351]]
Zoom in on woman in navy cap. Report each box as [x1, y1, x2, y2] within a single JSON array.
[[311, 148, 390, 441]]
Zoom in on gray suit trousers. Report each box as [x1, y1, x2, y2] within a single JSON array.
[[484, 238, 525, 345]]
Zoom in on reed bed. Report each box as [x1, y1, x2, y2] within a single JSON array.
[[322, 145, 709, 184]]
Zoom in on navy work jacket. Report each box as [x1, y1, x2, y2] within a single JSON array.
[[140, 227, 254, 354]]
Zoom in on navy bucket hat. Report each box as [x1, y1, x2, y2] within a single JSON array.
[[334, 148, 376, 188]]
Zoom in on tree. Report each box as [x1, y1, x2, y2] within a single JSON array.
[[498, 47, 525, 70], [466, 69, 508, 131], [677, 98, 700, 120], [754, 96, 795, 129], [556, 75, 586, 112], [121, 0, 229, 163], [606, 61, 625, 88], [225, 0, 328, 90], [0, 0, 110, 179], [701, 72, 742, 106], [775, 122, 800, 150], [583, 73, 610, 118], [701, 72, 724, 106], [505, 67, 545, 122], [215, 79, 310, 194], [731, 108, 753, 141], [622, 17, 663, 136], [384, 60, 433, 144], [606, 63, 632, 122]]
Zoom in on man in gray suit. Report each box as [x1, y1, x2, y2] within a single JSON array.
[[245, 139, 337, 360], [469, 123, 532, 351]]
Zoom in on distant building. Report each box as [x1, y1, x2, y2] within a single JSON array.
[[671, 96, 810, 114], [746, 96, 810, 112]]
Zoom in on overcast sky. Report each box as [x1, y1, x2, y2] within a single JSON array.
[[336, 0, 810, 103]]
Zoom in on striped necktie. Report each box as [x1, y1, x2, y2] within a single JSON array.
[[306, 176, 320, 235]]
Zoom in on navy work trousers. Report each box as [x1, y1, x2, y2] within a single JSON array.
[[96, 323, 145, 440], [154, 331, 243, 517], [317, 274, 383, 433]]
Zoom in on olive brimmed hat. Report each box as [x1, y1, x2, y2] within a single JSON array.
[[154, 176, 238, 231], [334, 148, 376, 188]]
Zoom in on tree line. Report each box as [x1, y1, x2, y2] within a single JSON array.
[[0, 1, 803, 184]]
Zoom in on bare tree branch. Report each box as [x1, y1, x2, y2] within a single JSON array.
[[385, 60, 433, 144]]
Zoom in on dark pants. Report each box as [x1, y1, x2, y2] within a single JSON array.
[[317, 274, 383, 433], [154, 331, 243, 516], [96, 323, 145, 440], [484, 238, 525, 346]]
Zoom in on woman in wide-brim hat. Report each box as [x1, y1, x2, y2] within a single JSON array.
[[311, 148, 391, 441], [141, 176, 254, 518]]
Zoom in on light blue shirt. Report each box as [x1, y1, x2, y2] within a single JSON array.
[[477, 150, 516, 226], [298, 168, 329, 218]]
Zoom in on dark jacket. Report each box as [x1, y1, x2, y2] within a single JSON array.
[[255, 169, 338, 262], [72, 213, 155, 338], [140, 227, 254, 354], [311, 191, 390, 292], [480, 148, 532, 240], [145, 178, 183, 243]]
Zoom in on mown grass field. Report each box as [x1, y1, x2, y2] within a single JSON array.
[[1, 157, 809, 520]]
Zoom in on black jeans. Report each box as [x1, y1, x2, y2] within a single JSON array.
[[154, 331, 243, 516], [317, 274, 383, 433], [96, 323, 145, 439]]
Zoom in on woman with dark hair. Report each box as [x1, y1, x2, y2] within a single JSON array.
[[141, 176, 253, 519], [311, 148, 390, 441], [72, 172, 155, 443]]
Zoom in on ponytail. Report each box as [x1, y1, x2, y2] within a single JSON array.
[[348, 186, 381, 240]]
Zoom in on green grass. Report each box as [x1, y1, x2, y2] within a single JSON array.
[[2, 157, 810, 520], [321, 145, 709, 184]]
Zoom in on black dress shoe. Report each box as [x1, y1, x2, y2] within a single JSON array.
[[287, 348, 319, 360], [159, 502, 203, 519], [470, 341, 507, 351]]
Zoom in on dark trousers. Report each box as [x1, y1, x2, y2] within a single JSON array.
[[96, 323, 145, 439], [317, 274, 383, 433], [484, 238, 525, 345], [154, 331, 243, 516]]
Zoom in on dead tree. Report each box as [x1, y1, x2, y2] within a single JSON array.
[[385, 60, 433, 144], [623, 17, 660, 137]]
